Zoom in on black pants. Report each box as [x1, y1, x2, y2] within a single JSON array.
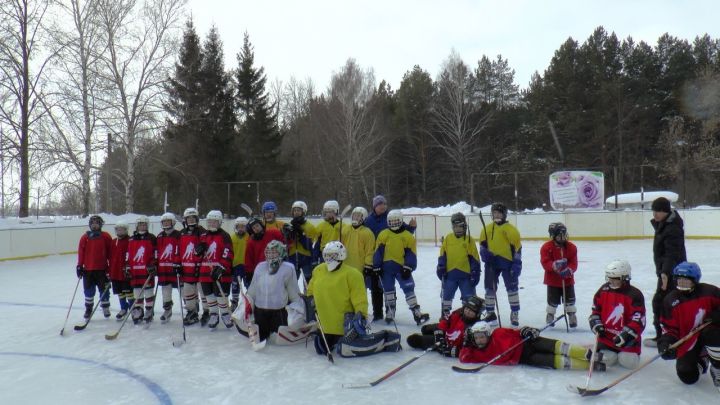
[[407, 323, 440, 350], [201, 280, 230, 296], [519, 337, 559, 369], [676, 326, 720, 384], [547, 285, 575, 307], [369, 273, 384, 318], [651, 276, 676, 337], [254, 307, 288, 341]]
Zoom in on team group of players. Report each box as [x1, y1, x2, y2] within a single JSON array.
[[75, 195, 720, 391]]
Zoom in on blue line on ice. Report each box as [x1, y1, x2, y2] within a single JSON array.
[[0, 301, 76, 309], [0, 352, 172, 405]]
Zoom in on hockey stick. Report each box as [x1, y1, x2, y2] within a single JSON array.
[[142, 280, 160, 329], [172, 272, 187, 347], [240, 203, 253, 217], [60, 277, 82, 336], [302, 276, 334, 364], [342, 345, 437, 388], [105, 274, 153, 340], [452, 314, 566, 373], [561, 278, 569, 333], [479, 211, 501, 327], [74, 282, 112, 331], [221, 277, 265, 350], [339, 204, 352, 243], [570, 321, 711, 396], [377, 275, 399, 336], [580, 333, 600, 391]]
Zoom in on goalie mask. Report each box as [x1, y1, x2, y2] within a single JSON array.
[[322, 241, 347, 271], [264, 240, 287, 274]]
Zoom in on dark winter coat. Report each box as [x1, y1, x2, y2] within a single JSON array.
[[651, 210, 686, 277]]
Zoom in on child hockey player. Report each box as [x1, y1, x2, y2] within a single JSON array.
[[244, 217, 285, 287], [230, 216, 249, 312], [588, 260, 646, 369], [246, 241, 301, 344], [261, 201, 285, 232], [540, 222, 578, 327], [156, 212, 180, 323], [108, 220, 131, 320], [437, 213, 480, 318], [308, 241, 400, 357], [196, 210, 234, 329], [407, 296, 484, 357], [125, 216, 157, 323], [287, 201, 317, 283], [658, 262, 720, 389], [178, 207, 207, 326], [313, 200, 350, 261], [345, 207, 383, 321], [76, 215, 113, 319], [479, 202, 523, 326], [373, 209, 429, 325], [459, 322, 606, 371]]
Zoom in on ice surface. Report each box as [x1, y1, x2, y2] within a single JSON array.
[[1, 240, 718, 404]]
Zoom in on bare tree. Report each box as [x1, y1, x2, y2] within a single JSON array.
[[95, 0, 185, 213], [431, 51, 491, 200], [38, 0, 105, 217], [0, 0, 55, 217]]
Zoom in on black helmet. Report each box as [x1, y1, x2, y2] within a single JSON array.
[[451, 212, 467, 236], [247, 216, 265, 240], [88, 215, 104, 229], [548, 222, 559, 238], [463, 296, 484, 313], [551, 223, 568, 240], [491, 202, 507, 222]]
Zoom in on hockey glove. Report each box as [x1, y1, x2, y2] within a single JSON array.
[[552, 258, 568, 272], [211, 265, 225, 281], [613, 326, 638, 348], [363, 265, 373, 277], [282, 223, 295, 241], [146, 264, 157, 277], [401, 265, 413, 280], [520, 326, 540, 341], [510, 252, 522, 277], [173, 263, 182, 275], [436, 265, 446, 280], [479, 245, 494, 263], [291, 216, 306, 228], [440, 344, 459, 358], [123, 266, 132, 280], [433, 329, 446, 345], [470, 269, 481, 287], [657, 335, 678, 360], [589, 314, 605, 335], [76, 264, 84, 279], [194, 242, 207, 257], [559, 268, 573, 279]]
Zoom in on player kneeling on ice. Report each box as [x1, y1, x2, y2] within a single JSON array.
[[437, 213, 481, 318], [588, 260, 645, 369], [309, 241, 401, 357], [373, 210, 429, 325], [540, 222, 579, 327], [658, 262, 720, 390], [459, 322, 607, 371], [407, 296, 484, 357], [244, 241, 302, 345]]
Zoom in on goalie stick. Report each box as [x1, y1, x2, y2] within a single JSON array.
[[451, 314, 566, 373]]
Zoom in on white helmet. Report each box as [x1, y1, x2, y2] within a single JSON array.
[[206, 210, 223, 231], [387, 209, 403, 231], [292, 201, 308, 215], [322, 241, 347, 271], [183, 207, 199, 219], [468, 321, 494, 348], [136, 215, 149, 224], [323, 200, 340, 214], [235, 216, 248, 226], [352, 207, 368, 226], [605, 260, 631, 282], [160, 212, 176, 229], [114, 220, 129, 236]]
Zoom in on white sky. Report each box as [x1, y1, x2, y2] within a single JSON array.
[[187, 0, 720, 92]]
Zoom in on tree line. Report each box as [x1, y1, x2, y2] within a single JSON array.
[[2, 1, 719, 217]]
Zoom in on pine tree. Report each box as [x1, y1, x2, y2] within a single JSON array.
[[235, 32, 283, 181]]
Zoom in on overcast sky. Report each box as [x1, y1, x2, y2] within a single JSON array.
[[190, 0, 717, 91]]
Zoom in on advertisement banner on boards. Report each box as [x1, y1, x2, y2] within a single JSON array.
[[549, 171, 604, 210]]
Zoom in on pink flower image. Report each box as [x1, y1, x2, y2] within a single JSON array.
[[577, 175, 602, 207], [556, 171, 572, 187]]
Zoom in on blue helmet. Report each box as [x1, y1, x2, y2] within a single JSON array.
[[261, 201, 277, 213], [673, 262, 701, 284]]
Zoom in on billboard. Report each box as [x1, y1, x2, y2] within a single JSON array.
[[549, 171, 604, 210]]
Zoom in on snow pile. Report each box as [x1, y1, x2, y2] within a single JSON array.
[[604, 191, 678, 205], [400, 201, 492, 216]]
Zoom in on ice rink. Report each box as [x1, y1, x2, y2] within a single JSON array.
[[1, 239, 718, 404]]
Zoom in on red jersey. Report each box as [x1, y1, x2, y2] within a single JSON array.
[[125, 232, 157, 287], [198, 229, 233, 283], [438, 309, 474, 349], [459, 328, 524, 365], [77, 231, 112, 271], [661, 283, 720, 357], [244, 228, 285, 275], [108, 236, 129, 281], [179, 225, 205, 283], [591, 282, 646, 354], [156, 229, 180, 284], [540, 240, 577, 287]]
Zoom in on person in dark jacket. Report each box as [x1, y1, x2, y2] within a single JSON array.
[[647, 197, 687, 346]]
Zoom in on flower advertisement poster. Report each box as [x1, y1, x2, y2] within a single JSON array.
[[549, 171, 604, 210]]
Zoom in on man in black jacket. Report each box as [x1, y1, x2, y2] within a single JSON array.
[[647, 197, 687, 346]]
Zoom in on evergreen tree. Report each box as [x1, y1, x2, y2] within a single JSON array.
[[235, 32, 283, 181]]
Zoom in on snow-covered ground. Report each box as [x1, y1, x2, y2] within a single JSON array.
[[1, 240, 718, 405]]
